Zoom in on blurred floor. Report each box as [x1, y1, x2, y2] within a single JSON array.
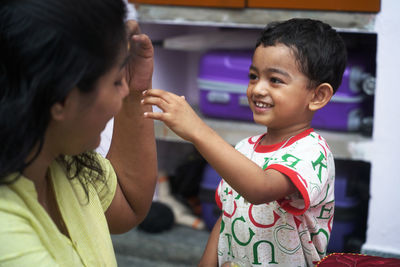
[[112, 225, 210, 267]]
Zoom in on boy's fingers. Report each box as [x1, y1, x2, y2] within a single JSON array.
[[143, 89, 175, 104], [143, 111, 165, 121], [143, 88, 166, 96], [141, 96, 168, 111]]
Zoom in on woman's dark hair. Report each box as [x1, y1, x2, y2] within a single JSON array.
[[255, 18, 348, 93], [0, 0, 127, 190]]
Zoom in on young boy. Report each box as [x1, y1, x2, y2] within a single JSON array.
[[142, 18, 347, 267]]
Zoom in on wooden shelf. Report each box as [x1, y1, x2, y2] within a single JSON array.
[[132, 0, 245, 8], [154, 118, 372, 162], [136, 4, 376, 33]]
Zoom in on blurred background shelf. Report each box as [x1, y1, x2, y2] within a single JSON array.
[[135, 4, 376, 33], [154, 117, 372, 162]]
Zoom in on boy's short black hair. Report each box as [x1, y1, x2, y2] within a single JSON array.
[[256, 18, 347, 94]]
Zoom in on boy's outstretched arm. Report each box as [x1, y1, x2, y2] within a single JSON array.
[[142, 89, 296, 205], [198, 216, 221, 267]]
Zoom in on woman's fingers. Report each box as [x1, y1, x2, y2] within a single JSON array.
[[126, 20, 141, 36], [131, 34, 153, 58], [125, 21, 153, 91]]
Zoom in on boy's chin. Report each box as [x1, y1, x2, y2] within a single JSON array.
[[252, 116, 269, 127]]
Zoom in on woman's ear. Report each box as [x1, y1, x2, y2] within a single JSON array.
[[309, 83, 334, 111], [51, 102, 66, 121], [50, 87, 80, 121]]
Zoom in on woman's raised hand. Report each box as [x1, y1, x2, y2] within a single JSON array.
[[125, 20, 154, 92]]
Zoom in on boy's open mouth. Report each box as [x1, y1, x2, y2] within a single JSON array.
[[254, 101, 273, 108]]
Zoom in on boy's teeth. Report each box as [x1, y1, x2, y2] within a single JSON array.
[[255, 102, 270, 108]]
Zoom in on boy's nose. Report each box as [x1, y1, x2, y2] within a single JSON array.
[[252, 80, 269, 96]]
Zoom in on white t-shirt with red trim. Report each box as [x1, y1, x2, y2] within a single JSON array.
[[215, 128, 335, 267]]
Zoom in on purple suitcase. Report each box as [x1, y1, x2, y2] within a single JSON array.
[[311, 55, 375, 131], [311, 93, 365, 131], [336, 55, 375, 96], [198, 50, 254, 121], [198, 50, 375, 131]]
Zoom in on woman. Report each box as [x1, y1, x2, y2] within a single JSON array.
[[0, 0, 157, 265]]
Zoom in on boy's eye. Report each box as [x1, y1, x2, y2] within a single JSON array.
[[114, 80, 123, 87], [248, 73, 258, 80], [270, 77, 283, 84]]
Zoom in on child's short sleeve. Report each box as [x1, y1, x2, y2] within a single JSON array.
[[215, 180, 223, 210], [265, 133, 335, 216]]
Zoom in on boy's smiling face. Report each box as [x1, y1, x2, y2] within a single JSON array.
[[247, 43, 315, 132]]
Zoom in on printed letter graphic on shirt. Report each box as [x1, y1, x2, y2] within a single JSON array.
[[274, 223, 301, 254], [281, 154, 301, 168], [232, 216, 255, 246], [312, 152, 327, 183], [252, 240, 278, 265], [248, 204, 280, 228]]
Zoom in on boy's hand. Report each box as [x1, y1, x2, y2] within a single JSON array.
[[125, 20, 153, 92], [142, 89, 207, 142]]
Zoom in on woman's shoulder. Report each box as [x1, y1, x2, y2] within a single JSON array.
[[52, 152, 117, 211], [55, 152, 112, 177], [0, 176, 42, 227], [0, 174, 35, 203]]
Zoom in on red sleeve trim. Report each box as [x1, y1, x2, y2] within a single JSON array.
[[215, 180, 223, 210], [266, 164, 310, 216]]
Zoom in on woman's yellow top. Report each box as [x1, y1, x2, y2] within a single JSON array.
[[0, 154, 118, 266]]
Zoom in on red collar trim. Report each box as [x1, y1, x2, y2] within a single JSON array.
[[252, 128, 314, 153]]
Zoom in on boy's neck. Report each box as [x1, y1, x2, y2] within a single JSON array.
[[262, 125, 311, 146]]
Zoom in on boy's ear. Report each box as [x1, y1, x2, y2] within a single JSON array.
[[309, 83, 334, 111]]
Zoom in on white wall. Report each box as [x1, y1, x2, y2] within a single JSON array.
[[361, 0, 400, 257]]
